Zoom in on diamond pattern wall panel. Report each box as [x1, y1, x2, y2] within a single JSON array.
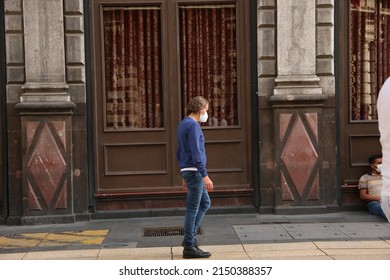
[[278, 111, 321, 205], [23, 119, 70, 214]]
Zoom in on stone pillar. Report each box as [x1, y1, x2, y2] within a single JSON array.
[[16, 0, 75, 224], [269, 0, 328, 214], [273, 0, 322, 96]]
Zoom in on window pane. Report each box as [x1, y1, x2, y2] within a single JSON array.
[[179, 4, 238, 126], [350, 0, 390, 120], [103, 7, 163, 129]]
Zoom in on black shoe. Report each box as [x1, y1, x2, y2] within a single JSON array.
[[194, 246, 211, 256], [183, 246, 211, 259]]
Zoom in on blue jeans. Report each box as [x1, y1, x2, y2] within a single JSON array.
[[367, 201, 387, 219], [181, 171, 211, 247]]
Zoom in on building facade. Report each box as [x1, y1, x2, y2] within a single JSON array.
[[0, 0, 385, 224]]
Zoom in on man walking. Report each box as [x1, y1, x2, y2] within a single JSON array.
[[176, 96, 214, 258]]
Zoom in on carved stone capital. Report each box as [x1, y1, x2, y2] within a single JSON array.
[[15, 83, 75, 114]]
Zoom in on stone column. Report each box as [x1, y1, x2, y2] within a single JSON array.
[[269, 0, 327, 214], [16, 0, 75, 224], [273, 0, 322, 96]]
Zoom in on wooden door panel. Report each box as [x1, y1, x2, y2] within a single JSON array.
[[342, 128, 381, 185], [174, 0, 251, 192], [337, 1, 383, 186], [206, 140, 248, 188], [349, 134, 381, 167], [104, 143, 168, 175], [92, 1, 173, 195]]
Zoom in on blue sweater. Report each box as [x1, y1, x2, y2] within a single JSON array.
[[176, 117, 208, 177]]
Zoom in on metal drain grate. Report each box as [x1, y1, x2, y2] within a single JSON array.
[[141, 226, 203, 237]]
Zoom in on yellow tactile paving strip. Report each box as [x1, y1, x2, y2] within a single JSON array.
[[0, 230, 109, 249]]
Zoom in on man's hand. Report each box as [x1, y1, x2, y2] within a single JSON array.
[[203, 176, 214, 192], [181, 178, 187, 191]]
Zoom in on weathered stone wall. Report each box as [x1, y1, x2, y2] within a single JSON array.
[[3, 0, 88, 224], [257, 0, 337, 213], [4, 0, 25, 223]]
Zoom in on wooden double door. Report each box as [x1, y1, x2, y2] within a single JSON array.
[[91, 0, 253, 210]]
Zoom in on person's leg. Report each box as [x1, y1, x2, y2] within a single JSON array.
[[194, 187, 211, 237], [367, 201, 387, 219], [181, 172, 211, 258], [182, 171, 203, 248]]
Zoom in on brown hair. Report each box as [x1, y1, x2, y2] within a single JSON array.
[[368, 154, 382, 164], [187, 96, 209, 114]]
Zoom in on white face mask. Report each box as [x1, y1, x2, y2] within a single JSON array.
[[199, 112, 208, 123], [376, 164, 382, 174]]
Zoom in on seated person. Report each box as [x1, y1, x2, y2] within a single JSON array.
[[358, 154, 387, 219]]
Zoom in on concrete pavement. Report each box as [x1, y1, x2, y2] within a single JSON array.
[[0, 211, 390, 260]]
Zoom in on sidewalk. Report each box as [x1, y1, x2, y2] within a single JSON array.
[[0, 211, 389, 260]]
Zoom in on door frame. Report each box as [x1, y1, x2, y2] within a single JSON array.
[[249, 0, 259, 207], [335, 0, 348, 203], [84, 0, 96, 211], [0, 0, 8, 220], [87, 0, 255, 211]]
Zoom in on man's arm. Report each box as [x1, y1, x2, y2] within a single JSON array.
[[359, 188, 381, 202]]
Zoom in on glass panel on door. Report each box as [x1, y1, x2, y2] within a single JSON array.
[[350, 0, 390, 121], [103, 6, 163, 129], [178, 4, 238, 127]]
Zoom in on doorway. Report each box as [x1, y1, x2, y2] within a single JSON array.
[[90, 0, 253, 210]]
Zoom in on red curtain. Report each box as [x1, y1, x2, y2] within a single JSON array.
[[350, 0, 390, 120], [179, 5, 238, 126], [103, 7, 163, 129]]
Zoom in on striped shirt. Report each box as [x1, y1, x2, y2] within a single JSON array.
[[358, 173, 382, 196]]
